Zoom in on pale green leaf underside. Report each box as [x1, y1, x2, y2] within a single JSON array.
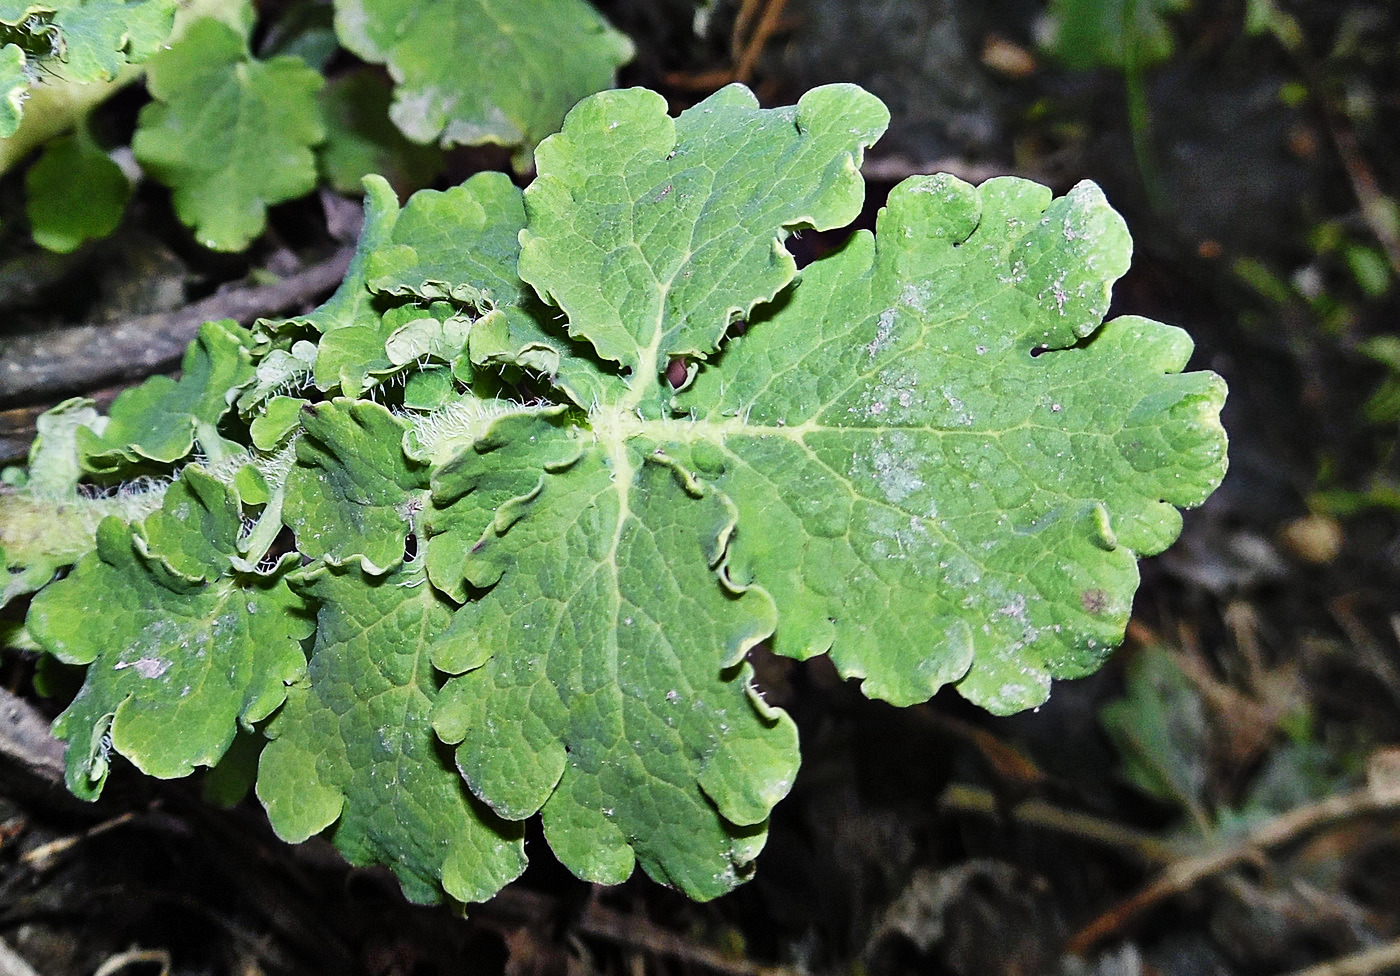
[[257, 562, 527, 904], [332, 0, 632, 162], [132, 17, 324, 250]]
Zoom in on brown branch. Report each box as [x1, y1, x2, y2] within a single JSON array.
[[0, 245, 354, 410], [939, 783, 1175, 863], [0, 686, 65, 790], [1065, 787, 1400, 956], [487, 886, 801, 976], [732, 0, 791, 85]]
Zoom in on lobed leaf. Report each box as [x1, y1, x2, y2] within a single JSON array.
[[673, 175, 1227, 711], [282, 398, 429, 574], [132, 17, 324, 251], [4, 83, 1229, 907], [332, 0, 632, 165], [257, 561, 527, 904], [427, 413, 795, 898], [518, 83, 889, 393], [79, 319, 255, 472]]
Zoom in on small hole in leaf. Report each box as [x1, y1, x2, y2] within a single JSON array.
[[1030, 345, 1048, 358], [404, 533, 418, 561]]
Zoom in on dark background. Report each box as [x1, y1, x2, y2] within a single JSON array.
[[2, 1, 1399, 974]]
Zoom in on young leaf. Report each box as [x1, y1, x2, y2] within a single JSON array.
[[26, 131, 130, 252], [282, 399, 429, 574], [256, 561, 527, 904], [132, 17, 324, 250], [365, 171, 607, 406], [26, 471, 309, 798], [78, 319, 255, 472], [332, 0, 633, 165]]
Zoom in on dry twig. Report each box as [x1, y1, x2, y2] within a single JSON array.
[[0, 245, 354, 409], [1065, 786, 1400, 955], [939, 783, 1175, 863]]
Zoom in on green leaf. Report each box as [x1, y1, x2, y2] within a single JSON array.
[[5, 83, 1230, 906], [1099, 646, 1210, 819], [1041, 0, 1186, 70], [314, 300, 463, 396], [0, 43, 26, 138], [428, 413, 795, 898], [134, 465, 242, 581], [257, 561, 527, 904], [332, 0, 632, 165], [132, 16, 324, 250], [369, 172, 532, 309], [249, 395, 305, 451], [271, 174, 401, 340], [26, 474, 310, 799], [365, 171, 607, 405], [317, 69, 442, 195], [672, 175, 1226, 711], [26, 131, 130, 251], [43, 0, 178, 82], [78, 319, 255, 472], [282, 398, 429, 573], [518, 84, 889, 390]]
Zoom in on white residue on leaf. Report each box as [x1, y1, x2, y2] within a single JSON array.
[[938, 385, 973, 426], [899, 282, 931, 312], [994, 591, 1028, 624], [866, 512, 936, 567], [852, 430, 925, 505], [865, 308, 897, 360], [114, 656, 171, 679]]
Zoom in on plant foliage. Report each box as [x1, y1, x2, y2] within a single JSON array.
[[0, 83, 1227, 904], [2, 0, 632, 248]]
